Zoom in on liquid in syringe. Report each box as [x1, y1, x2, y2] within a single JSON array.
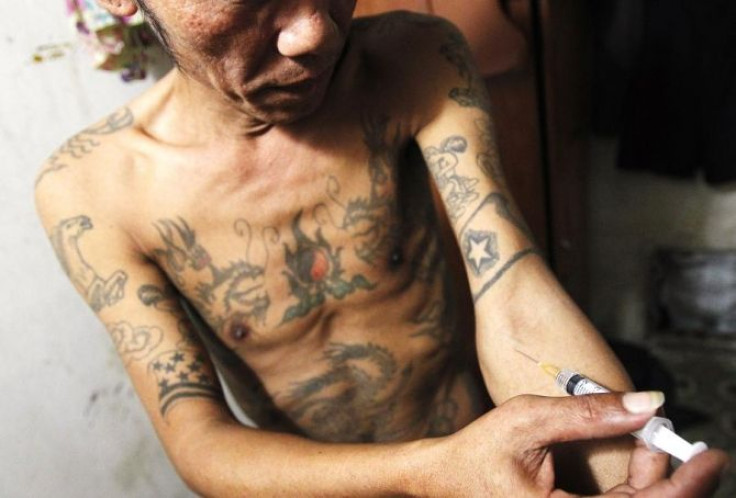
[[515, 349, 708, 463]]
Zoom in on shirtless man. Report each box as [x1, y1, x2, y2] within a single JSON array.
[[35, 1, 728, 495]]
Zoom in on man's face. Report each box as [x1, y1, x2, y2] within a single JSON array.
[[142, 0, 356, 125]]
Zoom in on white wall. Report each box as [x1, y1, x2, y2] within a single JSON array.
[[588, 138, 736, 342], [0, 2, 192, 496]]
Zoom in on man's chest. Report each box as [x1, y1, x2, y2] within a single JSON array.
[[131, 118, 446, 360]]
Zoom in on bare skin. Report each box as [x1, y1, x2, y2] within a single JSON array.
[[34, 1, 728, 496]]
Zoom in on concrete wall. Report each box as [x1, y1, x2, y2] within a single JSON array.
[[0, 2, 192, 496], [587, 138, 736, 342]]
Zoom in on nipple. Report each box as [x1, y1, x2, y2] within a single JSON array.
[[229, 323, 251, 342], [389, 247, 404, 268]]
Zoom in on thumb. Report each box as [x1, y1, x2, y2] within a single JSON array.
[[528, 392, 665, 448]]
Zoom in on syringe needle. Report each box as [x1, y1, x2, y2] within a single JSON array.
[[514, 348, 561, 379], [514, 348, 540, 364]]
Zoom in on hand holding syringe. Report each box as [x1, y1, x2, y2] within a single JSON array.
[[516, 349, 709, 463]]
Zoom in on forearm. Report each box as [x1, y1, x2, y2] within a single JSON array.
[[173, 418, 436, 497], [474, 258, 632, 401], [474, 258, 636, 491]]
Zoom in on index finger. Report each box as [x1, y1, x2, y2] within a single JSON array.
[[527, 392, 664, 448]]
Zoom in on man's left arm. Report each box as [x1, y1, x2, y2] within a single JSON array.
[[413, 19, 650, 492]]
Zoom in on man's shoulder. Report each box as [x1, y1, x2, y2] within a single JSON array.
[[35, 106, 136, 191], [350, 10, 458, 61], [34, 105, 140, 230]]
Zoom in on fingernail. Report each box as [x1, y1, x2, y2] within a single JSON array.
[[622, 391, 665, 414]]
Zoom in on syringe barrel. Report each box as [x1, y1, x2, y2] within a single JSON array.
[[555, 369, 610, 395], [553, 370, 708, 462]]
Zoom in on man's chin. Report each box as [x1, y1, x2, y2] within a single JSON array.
[[253, 93, 328, 126]]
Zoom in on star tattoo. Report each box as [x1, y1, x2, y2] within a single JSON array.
[[463, 230, 499, 276]]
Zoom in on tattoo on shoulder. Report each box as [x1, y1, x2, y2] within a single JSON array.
[[35, 107, 134, 187], [422, 135, 479, 222], [439, 30, 490, 112], [50, 215, 128, 312]]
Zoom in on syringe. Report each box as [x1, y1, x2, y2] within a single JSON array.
[[516, 350, 708, 463]]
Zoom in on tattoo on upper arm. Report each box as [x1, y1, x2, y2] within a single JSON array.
[[423, 136, 479, 222], [105, 315, 222, 417], [107, 321, 163, 365], [50, 215, 128, 312], [439, 30, 489, 112], [459, 193, 534, 243], [36, 107, 134, 187], [475, 118, 503, 184], [138, 283, 200, 347], [149, 348, 221, 417]]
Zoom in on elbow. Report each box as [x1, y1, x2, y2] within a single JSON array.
[[168, 420, 245, 498]]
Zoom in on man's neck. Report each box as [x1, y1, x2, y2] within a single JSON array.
[[159, 70, 276, 145]]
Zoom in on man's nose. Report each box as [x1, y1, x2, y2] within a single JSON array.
[[277, 8, 341, 59]]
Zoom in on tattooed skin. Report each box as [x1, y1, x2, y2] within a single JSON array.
[[50, 215, 128, 312], [426, 396, 460, 437], [152, 218, 212, 284], [107, 321, 164, 366], [474, 117, 504, 184], [36, 107, 134, 187], [462, 229, 500, 277], [459, 192, 535, 243], [410, 300, 450, 345], [439, 30, 489, 112], [282, 211, 375, 323], [148, 348, 221, 417], [138, 283, 200, 347], [284, 342, 414, 442], [423, 136, 479, 222], [319, 116, 401, 266], [150, 217, 272, 333]]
